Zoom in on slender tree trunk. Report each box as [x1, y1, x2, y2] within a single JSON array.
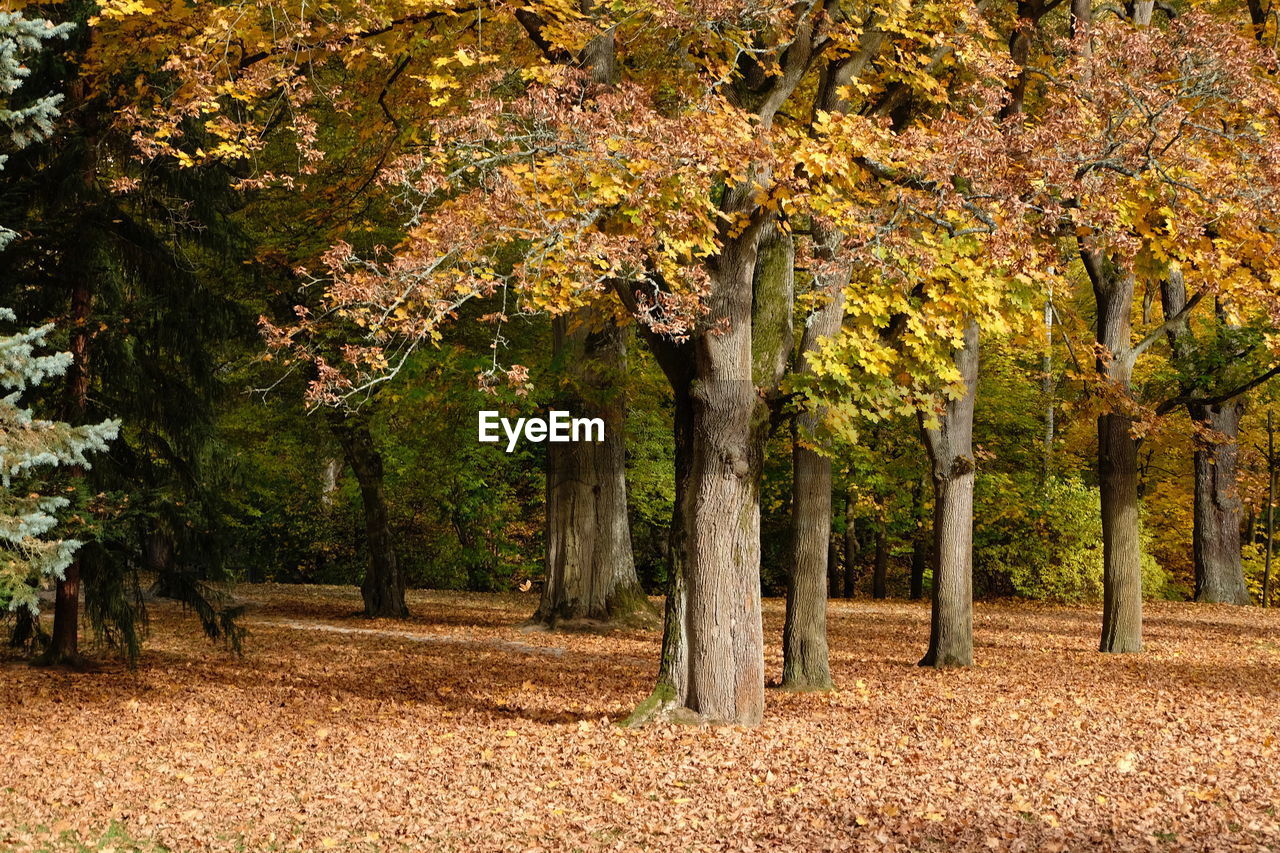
[[1266, 410, 1275, 608], [329, 412, 408, 619], [781, 225, 844, 691], [1091, 254, 1144, 653], [843, 498, 858, 598], [827, 538, 840, 598], [909, 477, 928, 600], [46, 280, 93, 665], [534, 319, 655, 628], [918, 320, 978, 668], [1189, 402, 1251, 604], [1161, 273, 1251, 605], [872, 519, 888, 600], [783, 425, 834, 689]]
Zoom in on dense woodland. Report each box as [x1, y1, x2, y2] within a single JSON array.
[[3, 0, 1280, 734]]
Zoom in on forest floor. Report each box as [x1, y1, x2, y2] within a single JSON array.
[[2, 586, 1280, 852]]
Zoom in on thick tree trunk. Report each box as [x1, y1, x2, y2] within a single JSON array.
[[918, 320, 978, 668], [330, 413, 408, 619], [46, 280, 93, 666], [679, 236, 772, 724], [534, 319, 655, 628], [1190, 402, 1251, 604], [781, 225, 844, 690], [1091, 255, 1144, 653]]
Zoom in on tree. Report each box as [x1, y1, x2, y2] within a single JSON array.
[[532, 317, 655, 629], [1011, 9, 1280, 647], [0, 10, 118, 659]]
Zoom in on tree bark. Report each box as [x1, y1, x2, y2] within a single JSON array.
[[1189, 402, 1251, 604], [781, 225, 844, 691], [329, 412, 408, 619], [1089, 252, 1144, 653], [1161, 273, 1251, 605], [533, 319, 656, 628], [622, 214, 786, 724], [918, 319, 978, 668]]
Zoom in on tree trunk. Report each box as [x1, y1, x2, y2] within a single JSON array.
[[1265, 410, 1275, 608], [1190, 402, 1251, 604], [45, 279, 93, 666], [1161, 272, 1251, 605], [843, 498, 858, 598], [872, 519, 888, 600], [534, 319, 655, 628], [678, 232, 773, 724], [782, 423, 834, 689], [1091, 254, 1143, 653], [330, 412, 408, 619], [828, 538, 840, 598], [781, 224, 844, 691], [918, 319, 978, 668], [624, 232, 782, 723], [910, 477, 927, 600]]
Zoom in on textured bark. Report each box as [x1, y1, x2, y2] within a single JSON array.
[[1190, 402, 1251, 604], [330, 413, 408, 619], [1161, 273, 1251, 605], [919, 320, 978, 668], [680, 233, 770, 724], [783, 433, 834, 689], [781, 226, 844, 691], [533, 319, 656, 629], [1090, 253, 1143, 653], [623, 222, 782, 724]]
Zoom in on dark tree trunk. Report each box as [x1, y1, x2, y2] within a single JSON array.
[[827, 538, 840, 598], [46, 280, 93, 666], [843, 499, 858, 598], [781, 225, 844, 691], [330, 412, 408, 619], [910, 478, 927, 601], [910, 530, 927, 601], [919, 320, 978, 668], [1190, 402, 1251, 604], [872, 519, 888, 600], [1089, 252, 1144, 653], [533, 319, 655, 628]]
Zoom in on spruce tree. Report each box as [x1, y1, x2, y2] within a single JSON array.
[[1, 11, 118, 628]]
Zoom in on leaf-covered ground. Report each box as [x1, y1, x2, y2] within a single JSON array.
[[3, 586, 1279, 851]]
